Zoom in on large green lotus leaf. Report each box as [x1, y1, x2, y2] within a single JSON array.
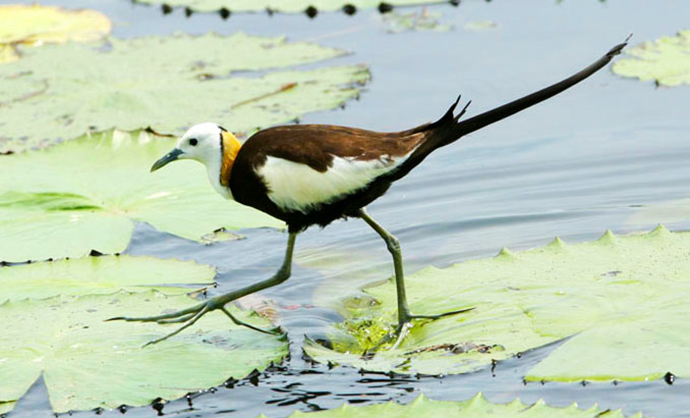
[[135, 0, 432, 13], [0, 291, 287, 413], [305, 226, 690, 381], [282, 393, 643, 418], [612, 30, 690, 86], [0, 32, 369, 153], [0, 4, 111, 64], [0, 129, 283, 262], [0, 255, 215, 300]]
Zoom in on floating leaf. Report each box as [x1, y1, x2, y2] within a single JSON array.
[[0, 32, 369, 153], [0, 255, 215, 300], [283, 393, 643, 418], [135, 0, 436, 13], [612, 30, 690, 87], [0, 291, 286, 413], [305, 227, 690, 382], [381, 9, 452, 34], [0, 129, 283, 262], [0, 4, 111, 64]]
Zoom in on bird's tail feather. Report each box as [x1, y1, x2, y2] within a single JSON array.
[[386, 37, 630, 182]]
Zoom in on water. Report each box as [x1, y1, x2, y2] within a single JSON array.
[[5, 0, 690, 416]]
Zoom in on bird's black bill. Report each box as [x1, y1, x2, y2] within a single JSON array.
[[151, 148, 184, 172]]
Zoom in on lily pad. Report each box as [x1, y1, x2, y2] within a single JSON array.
[[612, 30, 690, 87], [0, 4, 111, 64], [0, 129, 283, 263], [0, 32, 369, 153], [305, 226, 690, 382], [0, 291, 286, 413], [0, 255, 215, 300], [136, 0, 437, 14], [283, 393, 643, 417]]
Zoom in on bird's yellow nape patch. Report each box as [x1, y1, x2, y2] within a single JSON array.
[[220, 131, 242, 187]]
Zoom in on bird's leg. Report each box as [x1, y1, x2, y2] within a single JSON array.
[[108, 232, 297, 346], [358, 209, 472, 347]]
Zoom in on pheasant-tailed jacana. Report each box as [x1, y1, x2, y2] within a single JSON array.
[[112, 41, 628, 346]]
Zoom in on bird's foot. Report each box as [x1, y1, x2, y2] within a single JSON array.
[[107, 295, 281, 347], [366, 307, 474, 354]]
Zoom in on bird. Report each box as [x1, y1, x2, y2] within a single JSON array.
[[111, 40, 628, 347]]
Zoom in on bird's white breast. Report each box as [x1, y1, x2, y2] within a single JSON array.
[[259, 155, 400, 213]]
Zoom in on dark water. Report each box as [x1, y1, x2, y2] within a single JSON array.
[[6, 0, 690, 416]]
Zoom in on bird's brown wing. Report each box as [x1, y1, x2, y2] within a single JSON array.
[[240, 124, 427, 173]]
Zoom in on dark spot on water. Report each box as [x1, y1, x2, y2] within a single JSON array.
[[450, 0, 460, 5], [161, 4, 172, 15], [117, 404, 127, 414], [184, 7, 192, 17], [151, 398, 164, 416], [378, 2, 393, 13], [94, 407, 104, 415], [343, 4, 357, 15], [185, 393, 193, 407], [305, 6, 318, 18], [491, 359, 497, 376], [219, 8, 230, 19], [516, 352, 523, 358], [581, 380, 588, 387], [265, 7, 274, 16], [664, 372, 675, 385], [247, 369, 261, 386], [224, 377, 238, 389], [89, 249, 103, 257]]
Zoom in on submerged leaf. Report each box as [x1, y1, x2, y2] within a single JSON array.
[[0, 4, 111, 64], [285, 393, 643, 417], [612, 30, 690, 87], [135, 0, 437, 13], [0, 129, 283, 262], [0, 32, 369, 153], [381, 9, 452, 34], [305, 227, 690, 381], [0, 291, 286, 413]]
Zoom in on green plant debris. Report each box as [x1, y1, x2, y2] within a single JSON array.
[[0, 129, 283, 262], [0, 32, 370, 153], [464, 20, 498, 31], [134, 0, 438, 14], [0, 291, 287, 413], [0, 255, 215, 300], [381, 9, 452, 34], [0, 4, 111, 64], [612, 30, 690, 87], [281, 393, 644, 417], [305, 226, 690, 382]]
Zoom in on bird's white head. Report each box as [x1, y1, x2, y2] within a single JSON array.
[[151, 122, 242, 200], [151, 122, 224, 172]]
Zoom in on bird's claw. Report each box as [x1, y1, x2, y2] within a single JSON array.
[[365, 306, 475, 355], [107, 297, 280, 347]]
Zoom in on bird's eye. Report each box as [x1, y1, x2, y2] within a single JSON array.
[[189, 138, 198, 146]]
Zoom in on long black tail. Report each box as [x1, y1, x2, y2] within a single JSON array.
[[387, 37, 630, 182]]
